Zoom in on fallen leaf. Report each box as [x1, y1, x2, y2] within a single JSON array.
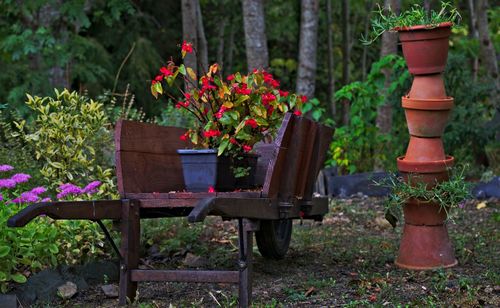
[[476, 201, 487, 209], [305, 286, 315, 297]]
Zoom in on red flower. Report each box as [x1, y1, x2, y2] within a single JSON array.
[[263, 71, 280, 88], [208, 186, 215, 193], [242, 145, 252, 153], [182, 41, 193, 53], [215, 106, 229, 119], [230, 138, 238, 144], [184, 93, 191, 99], [227, 74, 235, 81], [245, 118, 258, 129], [160, 67, 173, 76], [300, 95, 308, 103], [155, 75, 163, 81], [235, 83, 251, 95], [201, 76, 216, 91], [179, 134, 187, 141], [151, 80, 157, 85], [261, 93, 276, 105], [294, 109, 302, 116], [267, 106, 274, 115], [203, 129, 221, 138], [278, 90, 289, 97]]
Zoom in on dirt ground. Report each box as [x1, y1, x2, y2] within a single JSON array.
[[51, 197, 498, 307]]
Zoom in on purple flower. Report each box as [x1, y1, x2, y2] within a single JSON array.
[[30, 186, 47, 195], [41, 197, 51, 202], [11, 173, 31, 184], [10, 191, 39, 204], [57, 183, 83, 199], [0, 193, 3, 202], [0, 179, 16, 189], [83, 181, 101, 194], [20, 191, 39, 203], [0, 165, 14, 172]]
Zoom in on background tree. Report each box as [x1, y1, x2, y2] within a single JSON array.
[[341, 0, 350, 125], [296, 0, 320, 101], [242, 0, 269, 71]]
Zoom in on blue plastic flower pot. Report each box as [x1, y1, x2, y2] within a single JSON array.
[[177, 149, 258, 192]]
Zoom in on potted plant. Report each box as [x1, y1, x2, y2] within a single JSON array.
[[380, 166, 471, 269], [362, 2, 461, 74], [150, 42, 305, 192]]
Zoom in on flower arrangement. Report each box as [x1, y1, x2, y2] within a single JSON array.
[[361, 1, 461, 44], [150, 41, 306, 157]]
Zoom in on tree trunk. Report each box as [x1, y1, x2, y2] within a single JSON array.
[[216, 18, 227, 74], [341, 0, 350, 125], [226, 20, 236, 74], [195, 0, 208, 73], [242, 0, 269, 71], [476, 0, 499, 94], [296, 0, 320, 100], [423, 0, 431, 18], [182, 0, 198, 79], [326, 0, 335, 118], [467, 0, 479, 81], [362, 1, 374, 81], [374, 0, 400, 171]]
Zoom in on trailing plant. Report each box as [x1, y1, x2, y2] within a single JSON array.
[[380, 166, 471, 227], [13, 89, 117, 198], [0, 165, 109, 292], [362, 1, 461, 44], [327, 54, 410, 173]]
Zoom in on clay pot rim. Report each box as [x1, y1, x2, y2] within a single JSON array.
[[397, 155, 455, 173], [402, 96, 454, 110], [394, 21, 453, 32]]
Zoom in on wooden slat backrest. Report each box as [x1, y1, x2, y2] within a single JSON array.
[[262, 113, 334, 201], [115, 120, 189, 197]]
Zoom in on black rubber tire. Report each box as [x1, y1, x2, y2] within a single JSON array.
[[255, 219, 293, 260]]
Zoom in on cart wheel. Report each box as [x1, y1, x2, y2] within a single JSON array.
[[256, 219, 292, 260]]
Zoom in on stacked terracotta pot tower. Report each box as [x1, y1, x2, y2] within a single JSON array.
[[395, 22, 457, 270]]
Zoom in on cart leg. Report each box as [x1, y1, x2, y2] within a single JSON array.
[[119, 200, 140, 305], [238, 219, 259, 308]]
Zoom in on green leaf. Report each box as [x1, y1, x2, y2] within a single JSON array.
[[48, 244, 59, 254], [178, 64, 186, 75], [0, 246, 10, 258], [218, 139, 230, 156], [11, 274, 27, 284]]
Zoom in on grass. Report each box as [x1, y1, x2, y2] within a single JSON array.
[[59, 197, 499, 307]]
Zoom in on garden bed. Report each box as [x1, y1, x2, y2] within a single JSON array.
[[22, 197, 500, 307]]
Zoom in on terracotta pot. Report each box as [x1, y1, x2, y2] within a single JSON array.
[[403, 199, 447, 225], [408, 74, 447, 98], [404, 136, 446, 161], [398, 22, 452, 75], [395, 223, 457, 270], [402, 97, 454, 137], [400, 170, 450, 187], [397, 155, 454, 173]]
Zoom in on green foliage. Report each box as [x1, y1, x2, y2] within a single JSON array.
[[142, 218, 205, 256], [443, 53, 496, 173], [380, 165, 471, 227], [362, 1, 462, 44], [327, 55, 410, 173], [0, 169, 109, 293], [14, 89, 116, 197]]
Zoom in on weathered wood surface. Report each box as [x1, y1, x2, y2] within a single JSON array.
[[115, 120, 189, 196], [119, 199, 140, 305], [7, 200, 122, 227]]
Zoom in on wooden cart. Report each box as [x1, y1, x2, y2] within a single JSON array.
[[8, 113, 333, 307]]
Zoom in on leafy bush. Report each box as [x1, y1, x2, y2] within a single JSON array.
[[13, 89, 117, 197], [327, 55, 410, 173], [0, 166, 109, 293]]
